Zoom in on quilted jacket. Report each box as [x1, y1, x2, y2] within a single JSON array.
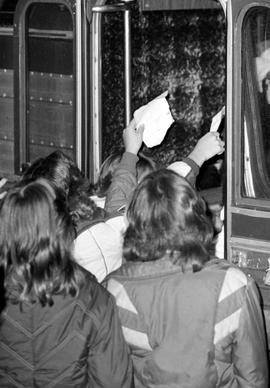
[[0, 269, 133, 388]]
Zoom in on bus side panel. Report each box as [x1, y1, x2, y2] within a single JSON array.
[[0, 69, 14, 175]]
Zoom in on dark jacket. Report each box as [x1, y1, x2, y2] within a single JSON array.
[[0, 269, 133, 388], [106, 258, 268, 388]]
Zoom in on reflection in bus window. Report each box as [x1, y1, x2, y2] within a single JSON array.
[[242, 6, 270, 199]]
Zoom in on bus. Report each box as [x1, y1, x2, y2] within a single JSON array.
[[1, 0, 270, 349]]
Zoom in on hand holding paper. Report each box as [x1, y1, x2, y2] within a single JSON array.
[[123, 119, 144, 155], [188, 132, 225, 167], [133, 91, 174, 148]]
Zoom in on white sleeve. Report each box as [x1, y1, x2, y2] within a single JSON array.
[[167, 161, 192, 177]]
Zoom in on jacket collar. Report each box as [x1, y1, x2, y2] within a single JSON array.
[[114, 254, 184, 279]]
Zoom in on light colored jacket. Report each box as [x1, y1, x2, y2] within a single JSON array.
[[106, 258, 268, 388], [73, 214, 126, 282]]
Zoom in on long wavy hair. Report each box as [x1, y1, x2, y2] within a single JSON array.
[[0, 180, 85, 306], [123, 169, 214, 272]]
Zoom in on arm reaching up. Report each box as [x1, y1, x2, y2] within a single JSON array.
[[105, 120, 144, 213], [123, 119, 144, 155], [188, 132, 225, 167], [168, 132, 225, 186]]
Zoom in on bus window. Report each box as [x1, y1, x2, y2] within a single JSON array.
[[242, 6, 270, 199]]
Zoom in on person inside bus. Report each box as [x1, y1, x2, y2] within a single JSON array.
[[0, 179, 133, 387], [105, 168, 268, 388]]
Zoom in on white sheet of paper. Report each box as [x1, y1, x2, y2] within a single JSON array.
[[210, 106, 225, 132], [134, 91, 174, 148]]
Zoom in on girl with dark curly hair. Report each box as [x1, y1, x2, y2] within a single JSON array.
[[0, 179, 133, 387], [106, 169, 268, 388]]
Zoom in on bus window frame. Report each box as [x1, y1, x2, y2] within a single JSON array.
[[228, 1, 270, 212]]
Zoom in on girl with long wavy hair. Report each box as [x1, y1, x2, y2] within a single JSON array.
[[0, 180, 133, 388], [106, 169, 268, 388]]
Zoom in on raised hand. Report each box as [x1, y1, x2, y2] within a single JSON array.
[[123, 119, 144, 156], [188, 132, 225, 167]]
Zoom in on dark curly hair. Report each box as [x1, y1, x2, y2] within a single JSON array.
[[22, 150, 89, 198], [0, 180, 85, 306], [21, 150, 105, 227], [123, 169, 214, 272]]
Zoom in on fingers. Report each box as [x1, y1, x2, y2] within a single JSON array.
[[214, 133, 225, 154], [123, 121, 144, 155], [136, 124, 144, 136]]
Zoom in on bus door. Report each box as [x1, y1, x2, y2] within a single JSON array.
[[87, 0, 133, 182], [13, 0, 89, 175], [88, 0, 225, 183], [227, 0, 270, 346]]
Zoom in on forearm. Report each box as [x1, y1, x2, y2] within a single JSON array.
[[105, 152, 138, 213]]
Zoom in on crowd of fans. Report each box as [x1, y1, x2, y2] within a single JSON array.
[[0, 119, 268, 387]]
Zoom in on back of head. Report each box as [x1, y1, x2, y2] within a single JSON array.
[[22, 150, 86, 196], [0, 179, 83, 306], [137, 153, 156, 183], [95, 150, 122, 197], [124, 169, 214, 272]]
